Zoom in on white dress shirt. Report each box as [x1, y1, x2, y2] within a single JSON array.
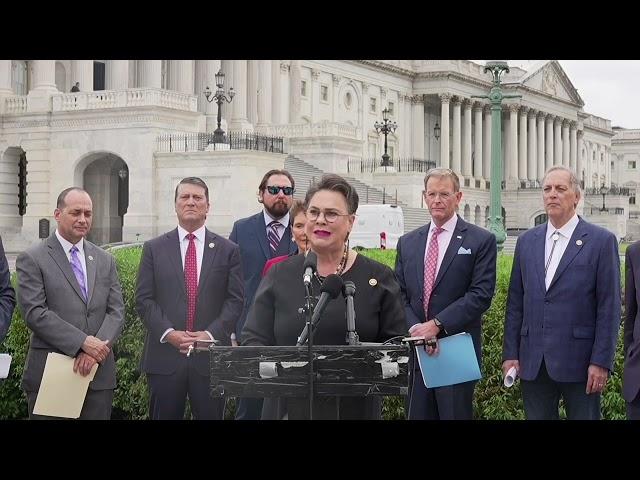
[[423, 214, 459, 279], [544, 213, 579, 290], [55, 229, 88, 295]]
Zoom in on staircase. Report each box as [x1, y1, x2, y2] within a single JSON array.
[[501, 235, 518, 255], [284, 155, 430, 234]]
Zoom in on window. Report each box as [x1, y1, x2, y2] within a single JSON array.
[[630, 197, 636, 205], [387, 102, 394, 116], [370, 97, 377, 113], [301, 80, 307, 97], [388, 146, 394, 160], [344, 91, 353, 109], [321, 85, 328, 103], [629, 160, 637, 169], [611, 161, 615, 170], [18, 152, 27, 216]]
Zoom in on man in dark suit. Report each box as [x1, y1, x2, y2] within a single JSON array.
[[395, 168, 496, 420], [623, 241, 640, 419], [17, 187, 124, 419], [503, 166, 621, 420], [230, 169, 297, 420], [0, 236, 16, 343], [136, 177, 243, 420]]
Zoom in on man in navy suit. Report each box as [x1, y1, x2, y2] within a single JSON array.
[[0, 236, 15, 343], [395, 168, 496, 419], [230, 169, 298, 420], [503, 166, 621, 420], [136, 177, 244, 419], [623, 240, 640, 419]]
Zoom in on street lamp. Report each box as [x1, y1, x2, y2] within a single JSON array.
[[374, 107, 397, 167], [204, 69, 235, 144], [600, 183, 609, 211], [473, 61, 521, 252]]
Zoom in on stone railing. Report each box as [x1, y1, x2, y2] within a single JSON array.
[[257, 121, 361, 139], [51, 88, 198, 112], [3, 95, 28, 114], [613, 129, 640, 141]]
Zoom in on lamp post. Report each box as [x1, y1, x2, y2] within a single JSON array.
[[204, 69, 235, 144], [374, 107, 397, 167], [600, 183, 609, 211], [473, 61, 521, 252]]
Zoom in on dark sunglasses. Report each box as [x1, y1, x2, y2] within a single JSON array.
[[266, 186, 294, 196]]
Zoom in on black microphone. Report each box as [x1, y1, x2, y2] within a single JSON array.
[[343, 281, 359, 345], [296, 274, 344, 346], [302, 251, 317, 286]]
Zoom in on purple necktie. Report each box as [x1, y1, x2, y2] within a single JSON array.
[[267, 221, 281, 254], [70, 245, 87, 301]]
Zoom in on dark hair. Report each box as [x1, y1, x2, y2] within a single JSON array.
[[305, 174, 359, 214], [289, 199, 306, 223], [56, 187, 89, 209], [175, 177, 209, 202], [258, 169, 295, 193]]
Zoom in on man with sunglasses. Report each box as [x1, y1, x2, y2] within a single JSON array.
[[229, 169, 298, 420]]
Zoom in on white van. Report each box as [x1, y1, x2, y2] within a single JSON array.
[[350, 204, 404, 249]]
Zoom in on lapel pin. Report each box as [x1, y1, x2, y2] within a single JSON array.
[[576, 240, 583, 246], [209, 242, 215, 249], [369, 278, 378, 286], [88, 255, 94, 261], [456, 235, 462, 239]]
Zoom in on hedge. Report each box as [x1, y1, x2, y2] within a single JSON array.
[[0, 247, 627, 419]]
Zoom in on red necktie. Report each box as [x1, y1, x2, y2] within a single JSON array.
[[423, 227, 444, 316], [184, 233, 198, 331]]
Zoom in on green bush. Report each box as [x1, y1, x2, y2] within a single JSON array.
[[0, 247, 628, 419]]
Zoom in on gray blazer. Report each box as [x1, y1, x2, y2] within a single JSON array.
[[16, 234, 124, 392]]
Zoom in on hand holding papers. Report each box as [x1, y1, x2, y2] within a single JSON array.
[[415, 332, 481, 388], [0, 353, 11, 379], [33, 352, 98, 418], [504, 366, 518, 387]]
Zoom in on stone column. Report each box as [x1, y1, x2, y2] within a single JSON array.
[[537, 112, 546, 180], [140, 60, 162, 88], [0, 60, 13, 95], [554, 117, 562, 166], [271, 60, 281, 125], [230, 60, 252, 132], [462, 99, 472, 178], [174, 60, 194, 94], [483, 105, 491, 180], [247, 60, 258, 126], [107, 60, 129, 90], [570, 121, 578, 173], [473, 102, 483, 180], [412, 95, 425, 160], [508, 104, 519, 180], [546, 115, 555, 171], [281, 62, 291, 124], [195, 60, 221, 132], [72, 60, 94, 92], [562, 119, 570, 167], [310, 68, 321, 123], [519, 106, 528, 181], [451, 96, 461, 174], [257, 60, 273, 127], [576, 130, 584, 186], [528, 109, 537, 181], [27, 60, 57, 112], [439, 93, 451, 169], [289, 60, 302, 125]]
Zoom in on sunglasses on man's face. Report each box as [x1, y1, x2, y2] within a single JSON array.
[[266, 186, 294, 196]]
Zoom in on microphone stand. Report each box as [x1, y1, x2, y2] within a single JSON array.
[[303, 279, 315, 420], [344, 281, 359, 346]]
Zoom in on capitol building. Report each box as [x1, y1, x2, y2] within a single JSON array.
[[0, 59, 637, 252]]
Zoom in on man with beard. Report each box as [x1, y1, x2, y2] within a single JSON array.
[[230, 169, 297, 420]]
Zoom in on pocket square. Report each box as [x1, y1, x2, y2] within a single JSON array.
[[457, 247, 471, 255]]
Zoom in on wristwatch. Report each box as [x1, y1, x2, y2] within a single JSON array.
[[433, 318, 444, 333]]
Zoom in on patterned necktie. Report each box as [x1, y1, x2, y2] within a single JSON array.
[[69, 246, 87, 301], [267, 220, 281, 254], [184, 233, 198, 332], [423, 227, 444, 316], [545, 230, 560, 290]]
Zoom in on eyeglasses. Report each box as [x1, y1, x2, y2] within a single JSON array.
[[307, 208, 351, 223], [266, 185, 294, 196], [424, 191, 456, 201]]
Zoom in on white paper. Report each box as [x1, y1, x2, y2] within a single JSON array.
[[504, 366, 518, 387], [259, 362, 278, 378], [0, 353, 11, 379]]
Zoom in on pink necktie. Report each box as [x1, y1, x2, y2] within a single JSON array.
[[423, 227, 444, 316], [184, 233, 198, 331]]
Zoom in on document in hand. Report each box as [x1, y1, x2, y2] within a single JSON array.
[[0, 353, 11, 379], [33, 352, 98, 418], [415, 332, 481, 388]]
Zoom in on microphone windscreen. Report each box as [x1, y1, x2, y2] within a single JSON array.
[[320, 274, 344, 299], [343, 280, 356, 297], [303, 251, 317, 272]]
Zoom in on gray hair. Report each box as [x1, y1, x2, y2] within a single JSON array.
[[543, 166, 581, 196], [423, 168, 460, 192]]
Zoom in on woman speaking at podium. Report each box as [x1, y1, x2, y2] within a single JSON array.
[[242, 173, 406, 420]]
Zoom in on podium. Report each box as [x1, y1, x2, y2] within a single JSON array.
[[193, 343, 409, 399]]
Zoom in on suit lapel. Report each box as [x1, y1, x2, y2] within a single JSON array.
[[548, 219, 588, 291], [198, 229, 219, 295], [84, 241, 97, 305], [167, 229, 186, 297], [534, 226, 547, 293], [253, 213, 271, 260], [47, 235, 86, 303], [433, 216, 466, 289], [414, 224, 429, 290], [283, 224, 298, 255]]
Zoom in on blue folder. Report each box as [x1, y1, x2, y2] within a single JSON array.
[[415, 332, 481, 388]]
